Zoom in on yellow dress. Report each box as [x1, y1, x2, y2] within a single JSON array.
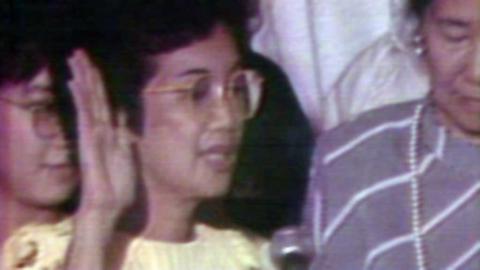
[[2, 220, 275, 270]]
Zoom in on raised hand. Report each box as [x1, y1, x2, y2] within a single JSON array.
[[63, 49, 138, 270], [67, 49, 136, 220]]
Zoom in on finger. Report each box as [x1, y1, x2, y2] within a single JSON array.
[[112, 111, 137, 181], [76, 49, 113, 127], [68, 52, 109, 182], [116, 111, 137, 147], [89, 60, 112, 126], [69, 79, 103, 162], [73, 50, 103, 126], [68, 80, 90, 125], [67, 58, 94, 131]]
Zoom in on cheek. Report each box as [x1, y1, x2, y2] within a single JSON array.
[[143, 104, 204, 167], [426, 37, 469, 86], [144, 97, 203, 138], [0, 126, 43, 180]]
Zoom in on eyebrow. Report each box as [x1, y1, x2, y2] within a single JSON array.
[[175, 61, 243, 78], [436, 17, 471, 28], [177, 68, 209, 78]]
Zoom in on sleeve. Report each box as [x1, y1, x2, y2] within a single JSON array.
[[2, 221, 71, 270], [327, 33, 429, 130], [302, 140, 369, 270]]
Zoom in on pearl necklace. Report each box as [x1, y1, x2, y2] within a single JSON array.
[[408, 104, 428, 270]]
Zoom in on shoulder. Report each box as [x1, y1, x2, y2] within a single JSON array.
[[3, 219, 72, 270], [125, 224, 274, 270], [308, 99, 423, 198], [316, 100, 420, 166], [198, 224, 265, 254], [197, 224, 275, 270]]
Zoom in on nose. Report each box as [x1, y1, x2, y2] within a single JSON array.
[[41, 113, 69, 147], [206, 86, 239, 130], [50, 129, 69, 147], [467, 37, 480, 84], [475, 40, 480, 81], [45, 126, 72, 165], [49, 128, 70, 152]]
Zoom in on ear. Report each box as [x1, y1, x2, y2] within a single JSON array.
[[415, 3, 438, 59]]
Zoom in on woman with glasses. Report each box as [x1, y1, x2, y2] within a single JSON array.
[[18, 1, 274, 269], [0, 27, 79, 269], [0, 4, 137, 269]]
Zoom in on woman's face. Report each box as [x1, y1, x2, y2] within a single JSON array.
[[139, 25, 245, 199], [0, 68, 77, 207], [423, 0, 480, 134]]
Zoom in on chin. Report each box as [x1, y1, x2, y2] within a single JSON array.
[[448, 106, 480, 131], [456, 120, 480, 136], [18, 189, 75, 209], [194, 173, 232, 199], [435, 96, 480, 135], [29, 179, 77, 208]]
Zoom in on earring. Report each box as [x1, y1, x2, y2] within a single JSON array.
[[413, 34, 426, 56]]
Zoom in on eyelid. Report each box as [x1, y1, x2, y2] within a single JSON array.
[[145, 75, 209, 94], [441, 26, 470, 41], [25, 100, 55, 109], [438, 19, 470, 31], [22, 85, 54, 101], [25, 84, 53, 96]]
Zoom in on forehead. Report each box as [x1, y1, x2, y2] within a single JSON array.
[[0, 68, 52, 99], [147, 25, 240, 83], [431, 0, 480, 22]]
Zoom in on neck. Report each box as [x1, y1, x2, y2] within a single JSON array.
[[120, 178, 199, 243], [0, 193, 64, 246], [435, 108, 480, 146]]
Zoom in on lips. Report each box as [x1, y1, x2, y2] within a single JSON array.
[[455, 94, 480, 113], [39, 160, 76, 185], [41, 155, 74, 170], [199, 144, 238, 172], [41, 163, 72, 169]]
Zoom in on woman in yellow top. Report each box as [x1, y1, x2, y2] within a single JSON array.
[[5, 1, 274, 269], [0, 16, 79, 270]]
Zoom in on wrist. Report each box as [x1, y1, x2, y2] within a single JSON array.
[[74, 210, 118, 237], [77, 202, 123, 221]]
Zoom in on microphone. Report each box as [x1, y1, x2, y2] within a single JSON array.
[[270, 226, 314, 270]]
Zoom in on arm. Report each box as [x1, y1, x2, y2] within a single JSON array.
[[64, 49, 136, 270]]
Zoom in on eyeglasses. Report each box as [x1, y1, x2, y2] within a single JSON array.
[[0, 97, 62, 140], [145, 69, 264, 120]]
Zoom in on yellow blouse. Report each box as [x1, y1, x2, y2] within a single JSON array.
[[2, 220, 275, 270], [2, 220, 71, 270]]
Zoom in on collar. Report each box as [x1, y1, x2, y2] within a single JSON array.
[[420, 99, 480, 179]]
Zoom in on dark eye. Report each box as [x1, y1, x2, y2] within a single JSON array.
[[230, 72, 250, 105], [440, 24, 470, 43], [445, 33, 469, 43], [232, 74, 248, 95], [191, 76, 211, 103], [27, 102, 56, 115]]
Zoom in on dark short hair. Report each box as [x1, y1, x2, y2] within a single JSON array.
[[89, 0, 251, 132], [0, 29, 49, 89], [0, 2, 70, 91], [409, 0, 434, 18]]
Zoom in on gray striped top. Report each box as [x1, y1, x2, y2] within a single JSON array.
[[303, 99, 480, 270]]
